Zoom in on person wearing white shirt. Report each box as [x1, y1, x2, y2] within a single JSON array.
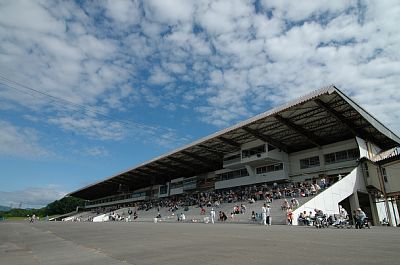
[[210, 208, 216, 224], [261, 203, 267, 225], [266, 204, 271, 225]]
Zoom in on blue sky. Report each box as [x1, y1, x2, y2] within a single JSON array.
[[1, 0, 399, 208]]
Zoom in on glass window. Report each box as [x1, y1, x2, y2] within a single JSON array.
[[170, 181, 183, 189], [256, 163, 283, 174], [300, 156, 320, 169], [348, 148, 359, 159], [242, 145, 266, 158], [382, 168, 388, 182], [256, 167, 266, 174], [336, 150, 348, 161], [217, 168, 248, 180], [324, 148, 359, 164], [159, 185, 168, 194]]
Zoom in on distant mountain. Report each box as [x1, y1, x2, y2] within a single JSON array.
[[0, 205, 11, 212]]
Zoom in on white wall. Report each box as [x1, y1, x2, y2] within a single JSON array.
[[356, 137, 369, 158], [383, 161, 400, 194], [170, 177, 184, 183], [288, 139, 358, 177], [169, 187, 184, 195]]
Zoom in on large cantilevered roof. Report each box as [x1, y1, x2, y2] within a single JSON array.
[[69, 85, 400, 200]]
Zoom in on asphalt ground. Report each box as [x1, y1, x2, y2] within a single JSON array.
[[1, 221, 399, 265]]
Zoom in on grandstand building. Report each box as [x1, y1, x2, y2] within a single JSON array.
[[69, 85, 400, 225]]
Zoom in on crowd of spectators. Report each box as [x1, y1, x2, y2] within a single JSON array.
[[74, 177, 332, 223], [133, 178, 329, 214]]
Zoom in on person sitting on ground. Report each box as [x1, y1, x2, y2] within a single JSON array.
[[177, 213, 185, 222], [233, 205, 239, 215], [314, 183, 321, 193], [200, 207, 206, 215], [156, 212, 161, 219], [299, 211, 310, 226], [310, 185, 317, 195], [222, 211, 228, 222], [281, 199, 290, 210], [248, 197, 256, 204], [355, 208, 366, 229], [314, 209, 325, 227], [338, 206, 348, 227], [290, 198, 299, 208], [251, 211, 256, 221], [241, 204, 246, 214]]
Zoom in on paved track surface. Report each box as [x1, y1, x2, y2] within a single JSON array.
[[1, 221, 399, 265]]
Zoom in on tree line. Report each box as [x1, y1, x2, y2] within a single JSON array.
[[0, 196, 85, 218]]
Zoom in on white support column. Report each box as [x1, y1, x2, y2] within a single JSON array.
[[245, 165, 255, 177]]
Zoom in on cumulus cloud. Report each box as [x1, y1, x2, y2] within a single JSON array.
[[83, 146, 109, 157], [48, 115, 126, 141], [0, 120, 50, 158], [153, 129, 192, 149], [0, 186, 66, 209], [0, 0, 399, 144]]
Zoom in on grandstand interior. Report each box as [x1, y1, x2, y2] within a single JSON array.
[[66, 85, 400, 226]]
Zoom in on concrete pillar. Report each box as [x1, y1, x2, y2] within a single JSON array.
[[389, 200, 399, 226], [369, 194, 380, 226], [349, 192, 359, 218]]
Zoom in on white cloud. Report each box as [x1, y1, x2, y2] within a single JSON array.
[[144, 0, 194, 24], [0, 120, 50, 158], [148, 66, 174, 85], [84, 146, 109, 157], [260, 0, 353, 22], [48, 115, 126, 141], [0, 0, 66, 34], [0, 186, 66, 209], [1, 0, 399, 144], [153, 129, 191, 149], [105, 0, 141, 25]]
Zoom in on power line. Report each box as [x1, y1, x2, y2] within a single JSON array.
[[0, 74, 166, 133]]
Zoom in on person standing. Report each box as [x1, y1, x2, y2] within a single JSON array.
[[261, 203, 267, 225], [266, 204, 271, 225], [210, 208, 216, 224], [287, 209, 293, 225]]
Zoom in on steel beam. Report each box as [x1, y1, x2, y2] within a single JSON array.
[[218, 136, 241, 148], [168, 156, 206, 170], [198, 144, 224, 156], [181, 150, 220, 166], [156, 161, 190, 174], [274, 114, 322, 147], [242, 126, 290, 153], [314, 98, 366, 138]]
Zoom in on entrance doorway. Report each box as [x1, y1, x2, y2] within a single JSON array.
[[358, 192, 373, 225]]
